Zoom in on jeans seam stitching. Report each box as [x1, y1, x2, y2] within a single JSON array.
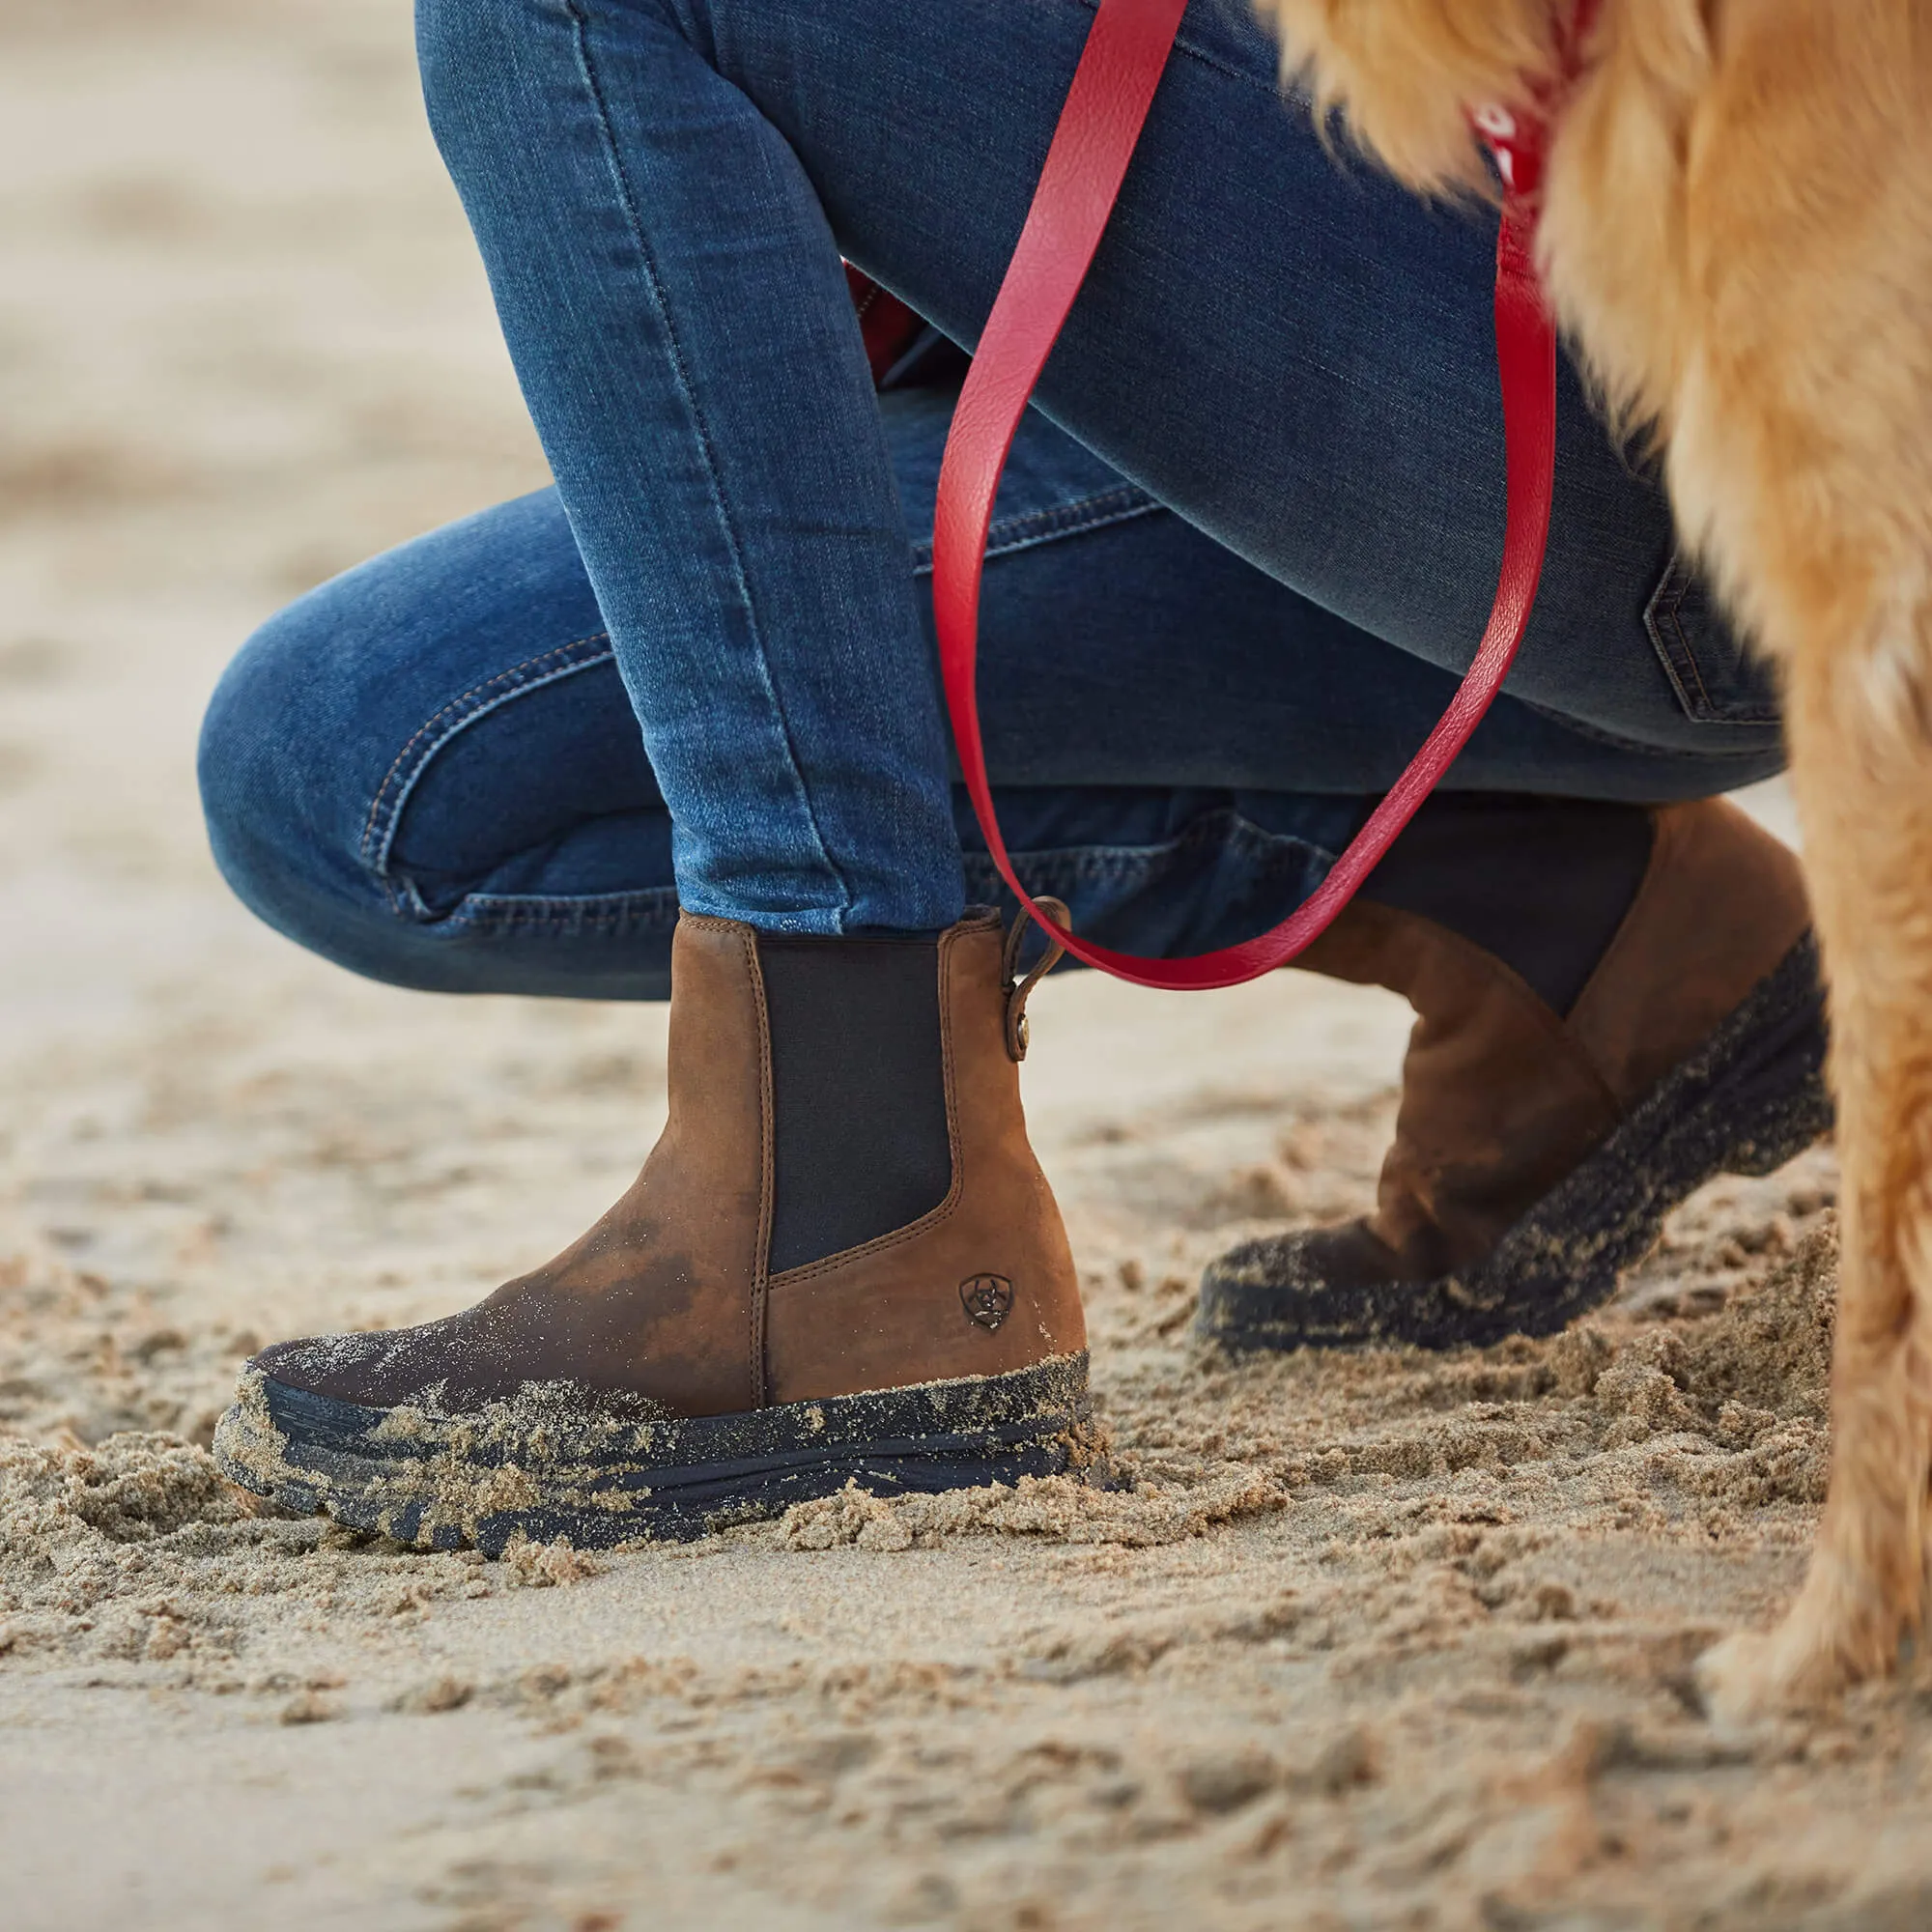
[[359, 634, 615, 877], [1660, 573, 1714, 714], [909, 486, 1159, 575], [440, 888, 682, 933], [564, 0, 860, 927], [1642, 558, 1780, 728]]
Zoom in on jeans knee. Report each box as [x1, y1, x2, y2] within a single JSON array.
[[198, 598, 387, 968]]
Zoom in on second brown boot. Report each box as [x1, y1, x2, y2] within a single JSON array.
[[1196, 798, 1829, 1352], [213, 909, 1090, 1548]]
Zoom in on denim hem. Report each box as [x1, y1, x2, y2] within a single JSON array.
[[962, 810, 1342, 888], [435, 887, 683, 935], [394, 808, 1342, 950]]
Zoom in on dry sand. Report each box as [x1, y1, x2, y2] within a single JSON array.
[[1, 5, 1922, 1928]]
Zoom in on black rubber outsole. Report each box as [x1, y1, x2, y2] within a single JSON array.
[[213, 1352, 1092, 1552], [1195, 935, 1832, 1354]]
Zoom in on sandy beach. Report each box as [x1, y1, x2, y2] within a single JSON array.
[[3, 5, 1924, 1927]]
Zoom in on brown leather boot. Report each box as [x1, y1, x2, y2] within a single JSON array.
[[213, 910, 1089, 1548], [1196, 799, 1830, 1352]]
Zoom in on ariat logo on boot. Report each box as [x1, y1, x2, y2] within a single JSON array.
[[958, 1274, 1013, 1330]]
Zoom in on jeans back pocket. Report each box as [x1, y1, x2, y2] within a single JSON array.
[[1644, 554, 1781, 726]]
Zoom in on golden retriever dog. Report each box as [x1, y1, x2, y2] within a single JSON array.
[[1250, 0, 1932, 1718]]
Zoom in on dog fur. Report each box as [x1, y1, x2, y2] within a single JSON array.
[[1251, 0, 1932, 1718]]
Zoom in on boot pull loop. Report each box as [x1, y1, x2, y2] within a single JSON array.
[[1002, 896, 1070, 1063]]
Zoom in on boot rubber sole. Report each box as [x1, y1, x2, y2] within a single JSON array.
[[1195, 934, 1831, 1354], [213, 1351, 1093, 1552]]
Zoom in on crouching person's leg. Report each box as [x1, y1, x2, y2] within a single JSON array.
[[201, 508, 1089, 1547], [207, 0, 1094, 1545]]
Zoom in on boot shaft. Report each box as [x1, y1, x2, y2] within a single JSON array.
[[636, 909, 1085, 1408], [1294, 798, 1812, 1275]]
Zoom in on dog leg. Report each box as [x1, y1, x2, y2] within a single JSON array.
[[1700, 584, 1932, 1721]]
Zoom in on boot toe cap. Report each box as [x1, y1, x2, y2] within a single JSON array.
[[253, 1315, 483, 1410], [1196, 1221, 1422, 1352]]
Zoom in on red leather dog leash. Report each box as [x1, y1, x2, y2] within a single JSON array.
[[929, 0, 1596, 990]]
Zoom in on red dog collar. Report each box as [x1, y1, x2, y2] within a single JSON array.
[[1471, 0, 1605, 199]]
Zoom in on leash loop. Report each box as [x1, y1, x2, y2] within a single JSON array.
[[931, 0, 1569, 991], [1001, 895, 1072, 1062]]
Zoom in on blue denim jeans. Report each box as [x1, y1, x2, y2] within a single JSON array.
[[199, 0, 1783, 995]]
